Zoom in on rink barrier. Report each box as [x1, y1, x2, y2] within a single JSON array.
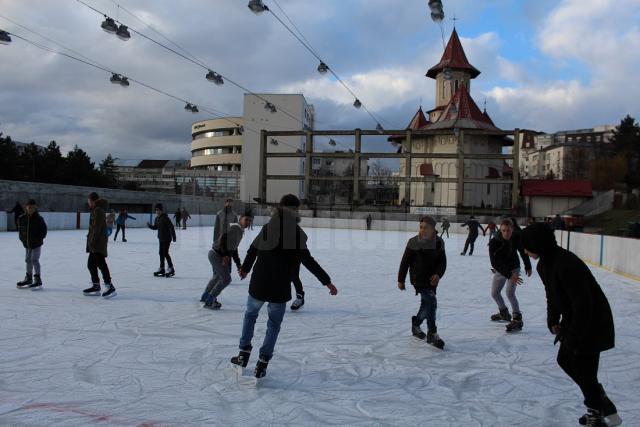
[[555, 230, 640, 282]]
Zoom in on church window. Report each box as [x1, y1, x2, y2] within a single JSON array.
[[454, 80, 459, 93]]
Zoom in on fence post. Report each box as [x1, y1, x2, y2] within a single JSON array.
[[567, 230, 571, 251], [599, 233, 604, 266]]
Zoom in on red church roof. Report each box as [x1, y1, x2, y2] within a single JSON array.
[[407, 107, 430, 129], [521, 180, 593, 198], [427, 82, 502, 132], [426, 29, 480, 79]]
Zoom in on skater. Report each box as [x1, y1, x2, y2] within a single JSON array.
[[106, 209, 116, 237], [521, 223, 621, 427], [8, 200, 24, 229], [83, 192, 116, 298], [290, 264, 305, 311], [147, 203, 176, 277], [397, 216, 447, 349], [441, 218, 450, 238], [214, 199, 238, 273], [484, 220, 497, 240], [488, 218, 532, 332], [16, 199, 47, 290], [114, 208, 135, 242], [231, 194, 338, 379], [201, 209, 252, 309], [460, 215, 485, 255], [173, 208, 182, 227], [181, 207, 191, 230], [366, 214, 372, 230]]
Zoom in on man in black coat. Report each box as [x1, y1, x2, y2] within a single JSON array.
[[460, 215, 485, 256], [521, 223, 620, 427], [147, 203, 177, 277], [16, 199, 47, 289], [231, 194, 338, 379], [397, 215, 447, 348]]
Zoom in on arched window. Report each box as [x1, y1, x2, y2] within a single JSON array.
[[454, 80, 459, 93]]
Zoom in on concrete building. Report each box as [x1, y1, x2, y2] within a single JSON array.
[[190, 117, 243, 171], [521, 179, 593, 218]]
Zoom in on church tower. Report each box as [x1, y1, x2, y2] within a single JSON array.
[[426, 28, 480, 121]]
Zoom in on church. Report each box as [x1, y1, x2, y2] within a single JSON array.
[[390, 29, 512, 212]]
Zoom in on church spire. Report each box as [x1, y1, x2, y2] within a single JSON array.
[[426, 28, 480, 79]]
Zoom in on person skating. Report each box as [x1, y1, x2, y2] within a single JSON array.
[[231, 194, 338, 379], [106, 209, 116, 237], [397, 216, 447, 349], [181, 207, 191, 230], [83, 192, 116, 298], [201, 209, 252, 309], [441, 218, 450, 238], [485, 220, 497, 240], [366, 214, 372, 230], [114, 208, 135, 242], [214, 199, 238, 274], [488, 218, 532, 332], [8, 200, 24, 229], [521, 223, 621, 427], [173, 208, 182, 227], [147, 203, 176, 277], [460, 215, 485, 255], [16, 199, 47, 290]]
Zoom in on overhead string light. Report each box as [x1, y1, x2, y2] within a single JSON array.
[[0, 29, 12, 44]]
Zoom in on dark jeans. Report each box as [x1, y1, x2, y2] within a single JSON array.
[[442, 228, 449, 238], [159, 241, 173, 269], [292, 262, 304, 296], [87, 253, 111, 284], [557, 343, 602, 409], [114, 224, 125, 241], [416, 289, 437, 332], [463, 234, 478, 255], [239, 295, 286, 361]]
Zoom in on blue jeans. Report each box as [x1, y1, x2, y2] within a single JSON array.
[[239, 295, 286, 361], [416, 289, 437, 333]]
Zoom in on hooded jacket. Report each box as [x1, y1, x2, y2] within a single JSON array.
[[18, 211, 47, 249], [214, 207, 238, 243], [522, 223, 614, 353], [489, 231, 531, 278], [241, 208, 331, 303], [397, 234, 447, 293], [87, 198, 109, 256], [148, 212, 176, 242]]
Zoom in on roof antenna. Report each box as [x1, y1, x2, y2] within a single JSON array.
[[483, 98, 487, 113], [419, 96, 422, 109]]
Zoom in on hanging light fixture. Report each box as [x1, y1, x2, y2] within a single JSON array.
[[110, 73, 123, 84], [248, 0, 269, 14], [205, 70, 224, 85], [116, 24, 131, 41], [317, 61, 329, 74], [328, 139, 337, 146], [428, 0, 445, 22], [119, 76, 130, 87], [0, 30, 12, 45], [101, 16, 118, 34], [269, 138, 279, 146], [185, 102, 194, 111], [376, 123, 384, 133], [264, 102, 277, 113], [190, 105, 199, 113], [353, 99, 362, 109]]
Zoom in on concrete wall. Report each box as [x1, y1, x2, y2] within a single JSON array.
[[0, 211, 6, 232], [555, 230, 640, 281]]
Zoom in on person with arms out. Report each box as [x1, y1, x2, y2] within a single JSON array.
[[397, 216, 447, 349], [522, 223, 621, 427], [114, 208, 135, 242], [460, 215, 485, 256], [16, 199, 47, 290], [147, 203, 177, 277], [181, 207, 191, 230], [230, 194, 338, 379], [173, 208, 182, 227], [440, 218, 450, 238], [83, 192, 116, 298]]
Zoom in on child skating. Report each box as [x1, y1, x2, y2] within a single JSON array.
[[147, 203, 176, 277], [397, 216, 447, 349], [16, 199, 47, 290]]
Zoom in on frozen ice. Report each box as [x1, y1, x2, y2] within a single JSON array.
[[1, 226, 638, 426]]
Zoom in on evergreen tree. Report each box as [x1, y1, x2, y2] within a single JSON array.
[[0, 133, 19, 180], [610, 115, 640, 187], [99, 153, 118, 188]]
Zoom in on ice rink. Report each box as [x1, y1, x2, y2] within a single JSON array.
[[1, 225, 639, 426]]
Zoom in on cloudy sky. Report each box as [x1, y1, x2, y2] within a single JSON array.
[[1, 0, 639, 163]]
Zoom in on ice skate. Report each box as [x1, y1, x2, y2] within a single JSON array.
[[230, 350, 251, 368], [505, 312, 523, 332], [491, 307, 511, 322], [83, 283, 101, 296], [579, 385, 621, 426], [203, 300, 222, 310], [16, 273, 33, 289], [426, 330, 445, 349], [290, 293, 305, 311], [28, 274, 43, 291], [102, 283, 117, 298], [165, 267, 175, 278], [153, 268, 166, 277], [254, 358, 268, 379], [411, 316, 427, 340]]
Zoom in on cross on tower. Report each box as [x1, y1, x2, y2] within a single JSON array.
[[452, 14, 459, 28]]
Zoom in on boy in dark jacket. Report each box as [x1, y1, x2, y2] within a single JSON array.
[[397, 216, 447, 349], [114, 209, 136, 242], [522, 223, 621, 427], [460, 215, 485, 255], [84, 192, 116, 298], [16, 199, 47, 289], [231, 194, 338, 379], [488, 218, 532, 332], [147, 203, 177, 277]]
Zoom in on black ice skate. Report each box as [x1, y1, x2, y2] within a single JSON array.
[[102, 283, 117, 298], [28, 274, 43, 290], [230, 349, 252, 368], [426, 331, 445, 349], [505, 312, 523, 332], [254, 358, 268, 378], [153, 269, 166, 277], [581, 409, 607, 427], [165, 267, 175, 278], [491, 307, 511, 322], [290, 293, 305, 311], [17, 273, 33, 289], [83, 283, 101, 296], [203, 300, 222, 310], [579, 385, 621, 426], [411, 316, 427, 340]]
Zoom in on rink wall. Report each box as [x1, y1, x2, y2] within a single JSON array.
[[555, 230, 640, 281]]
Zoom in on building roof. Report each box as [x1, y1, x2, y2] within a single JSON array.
[[426, 29, 481, 79], [426, 83, 503, 132], [521, 180, 593, 198], [387, 107, 430, 141]]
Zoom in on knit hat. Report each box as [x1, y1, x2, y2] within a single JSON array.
[[154, 203, 164, 211], [419, 215, 436, 228], [88, 192, 99, 201], [521, 223, 557, 257], [279, 194, 300, 208]]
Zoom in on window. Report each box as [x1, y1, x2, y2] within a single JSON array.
[[442, 80, 445, 99], [454, 80, 459, 93]]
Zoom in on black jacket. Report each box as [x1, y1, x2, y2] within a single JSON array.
[[398, 235, 447, 293], [241, 208, 331, 303], [148, 213, 176, 242], [462, 219, 484, 237], [522, 223, 614, 353], [18, 212, 47, 249], [488, 232, 531, 278]]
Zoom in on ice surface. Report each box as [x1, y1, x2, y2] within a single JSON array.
[[1, 227, 639, 426]]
